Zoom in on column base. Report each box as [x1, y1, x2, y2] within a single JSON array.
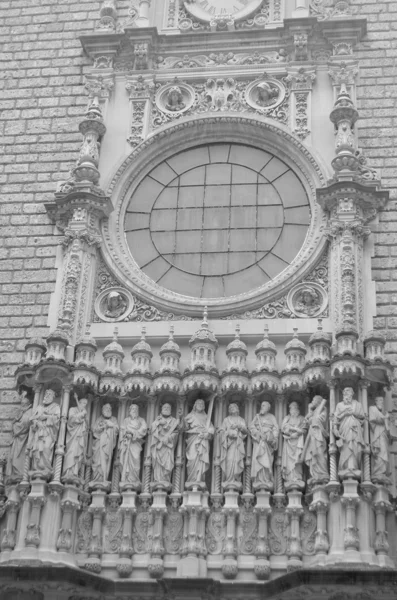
[[177, 556, 207, 577]]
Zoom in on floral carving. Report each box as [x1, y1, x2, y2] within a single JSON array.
[[206, 510, 226, 554], [163, 509, 184, 554], [238, 508, 257, 554], [103, 509, 123, 554]]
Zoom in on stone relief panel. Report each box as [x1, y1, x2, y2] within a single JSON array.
[[155, 82, 195, 115], [92, 252, 329, 323]]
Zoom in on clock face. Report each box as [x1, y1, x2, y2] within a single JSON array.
[[184, 0, 263, 22]]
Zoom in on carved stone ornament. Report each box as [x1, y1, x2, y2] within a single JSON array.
[[95, 287, 134, 322], [287, 282, 328, 318], [103, 116, 327, 318], [155, 82, 195, 115], [245, 78, 285, 112]]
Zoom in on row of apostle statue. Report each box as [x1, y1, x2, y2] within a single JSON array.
[[5, 387, 392, 494]]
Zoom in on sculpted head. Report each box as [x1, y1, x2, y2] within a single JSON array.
[[108, 291, 122, 310], [260, 401, 271, 415], [289, 401, 300, 416], [129, 403, 139, 418], [343, 387, 354, 404], [161, 403, 172, 417], [79, 398, 88, 410], [375, 396, 384, 411], [194, 398, 205, 413], [228, 403, 240, 416], [167, 86, 183, 106], [102, 403, 112, 418], [311, 395, 323, 408], [43, 389, 56, 405], [20, 391, 32, 411]]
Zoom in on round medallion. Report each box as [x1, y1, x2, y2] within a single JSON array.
[[124, 143, 311, 299], [287, 283, 328, 318], [183, 0, 263, 22], [95, 288, 134, 322]]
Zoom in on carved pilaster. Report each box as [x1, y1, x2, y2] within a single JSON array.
[[286, 67, 316, 143], [84, 491, 106, 573], [148, 490, 167, 578], [1, 489, 20, 551], [221, 492, 239, 579], [340, 478, 360, 559], [25, 492, 47, 549], [117, 490, 138, 577], [309, 486, 330, 564], [57, 496, 80, 553]]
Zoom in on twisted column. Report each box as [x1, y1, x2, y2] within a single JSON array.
[[51, 384, 72, 488]]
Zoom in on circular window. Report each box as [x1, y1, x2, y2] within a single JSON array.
[[124, 143, 311, 299]]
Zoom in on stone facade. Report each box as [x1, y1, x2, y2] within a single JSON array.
[[1, 0, 397, 599]]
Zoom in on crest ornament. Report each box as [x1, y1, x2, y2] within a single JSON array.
[[95, 287, 134, 322], [246, 78, 285, 111], [287, 283, 328, 318], [155, 82, 195, 115]]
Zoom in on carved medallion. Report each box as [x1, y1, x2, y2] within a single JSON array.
[[287, 282, 328, 318], [246, 78, 285, 111], [155, 82, 195, 115], [95, 287, 134, 322]]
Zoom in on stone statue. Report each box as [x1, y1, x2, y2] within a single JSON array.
[[62, 395, 88, 483], [150, 403, 181, 488], [256, 82, 278, 107], [249, 401, 279, 491], [91, 403, 119, 485], [104, 291, 127, 319], [281, 401, 307, 489], [6, 391, 32, 483], [119, 404, 148, 489], [219, 403, 247, 489], [184, 398, 215, 488], [301, 395, 329, 485], [29, 389, 60, 478], [369, 396, 391, 484], [165, 85, 186, 112], [333, 387, 365, 480]]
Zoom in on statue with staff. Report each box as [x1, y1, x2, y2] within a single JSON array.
[[62, 393, 89, 484], [249, 401, 279, 491], [119, 403, 148, 490], [184, 396, 216, 489], [150, 403, 182, 488], [301, 395, 329, 485]]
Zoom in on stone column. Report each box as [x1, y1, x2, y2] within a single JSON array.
[[1, 496, 20, 552], [51, 384, 72, 490], [148, 491, 167, 578], [211, 394, 225, 500], [340, 479, 360, 562], [285, 490, 304, 571], [254, 491, 271, 580], [221, 503, 239, 579], [309, 485, 329, 566], [84, 495, 106, 573], [56, 496, 80, 555], [373, 486, 393, 567], [242, 395, 254, 499], [117, 490, 138, 577], [274, 393, 286, 502]]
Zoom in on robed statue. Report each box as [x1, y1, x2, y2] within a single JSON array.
[[119, 404, 147, 490], [301, 395, 329, 484], [62, 395, 88, 483], [333, 387, 365, 480], [150, 403, 181, 488], [219, 403, 247, 489], [91, 403, 119, 485], [281, 401, 307, 489], [6, 391, 32, 483], [369, 396, 391, 484], [184, 398, 214, 488], [249, 401, 279, 491], [29, 389, 60, 478]]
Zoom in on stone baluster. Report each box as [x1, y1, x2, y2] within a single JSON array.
[[254, 491, 271, 580], [309, 486, 330, 565], [148, 491, 167, 578], [373, 486, 393, 567], [85, 495, 106, 573], [56, 497, 79, 553], [286, 490, 304, 571], [117, 490, 137, 578], [222, 503, 239, 579], [25, 496, 47, 549], [1, 496, 20, 551], [340, 479, 360, 561]]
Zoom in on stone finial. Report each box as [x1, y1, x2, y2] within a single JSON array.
[[131, 326, 153, 374], [159, 325, 181, 373], [255, 324, 277, 372], [226, 324, 248, 372], [284, 328, 306, 372], [330, 83, 360, 178], [189, 306, 218, 371]]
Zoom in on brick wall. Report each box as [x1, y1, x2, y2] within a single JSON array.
[[0, 0, 103, 449], [352, 0, 397, 372], [0, 0, 396, 455]]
